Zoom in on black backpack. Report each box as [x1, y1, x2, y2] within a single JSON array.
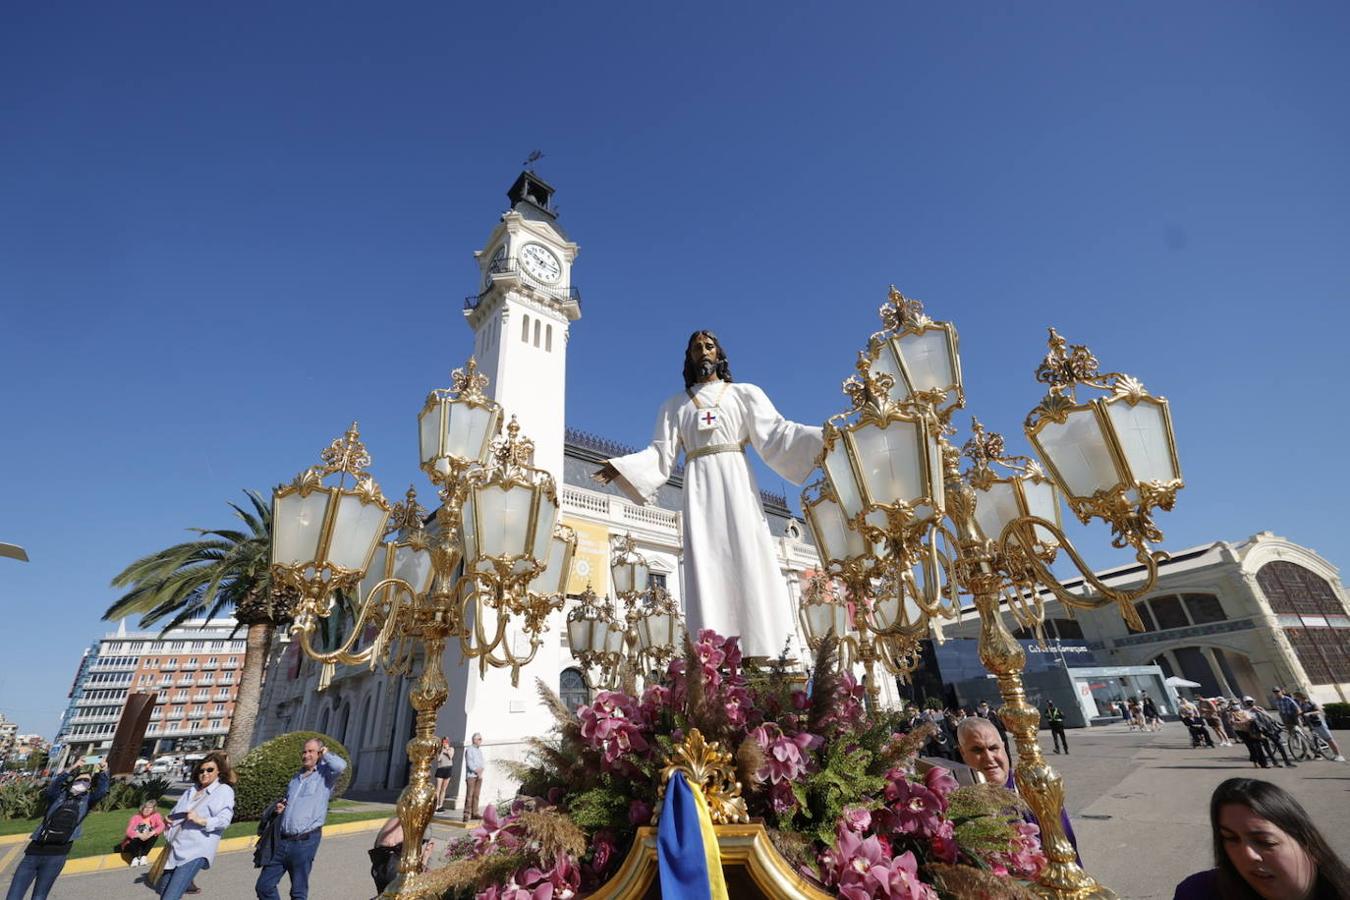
[[35, 794, 86, 846]]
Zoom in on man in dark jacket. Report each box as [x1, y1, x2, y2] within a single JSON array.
[[4, 763, 109, 900]]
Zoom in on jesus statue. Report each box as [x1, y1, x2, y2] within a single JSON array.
[[595, 331, 824, 660]]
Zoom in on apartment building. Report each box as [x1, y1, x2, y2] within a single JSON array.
[[55, 619, 245, 766]]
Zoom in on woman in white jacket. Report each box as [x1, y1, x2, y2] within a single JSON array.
[[157, 751, 235, 900]]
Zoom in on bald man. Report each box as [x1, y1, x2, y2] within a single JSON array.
[[956, 717, 1080, 860]]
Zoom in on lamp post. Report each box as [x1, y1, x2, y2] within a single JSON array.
[[270, 359, 575, 900], [804, 289, 1183, 900], [564, 534, 682, 693]]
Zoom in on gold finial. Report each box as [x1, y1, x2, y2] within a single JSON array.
[[489, 415, 535, 470], [879, 285, 932, 333], [1034, 327, 1101, 396], [318, 422, 373, 477], [387, 485, 428, 537], [450, 356, 491, 404]]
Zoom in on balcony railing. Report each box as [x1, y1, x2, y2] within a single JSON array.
[[464, 257, 582, 312]]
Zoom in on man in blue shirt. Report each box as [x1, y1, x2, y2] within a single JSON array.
[[254, 738, 347, 900], [463, 733, 484, 823]]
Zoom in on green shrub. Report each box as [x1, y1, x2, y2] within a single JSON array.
[[0, 779, 47, 821], [1325, 702, 1350, 728], [233, 732, 351, 821]]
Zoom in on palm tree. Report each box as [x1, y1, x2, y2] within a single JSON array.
[[105, 489, 296, 763]]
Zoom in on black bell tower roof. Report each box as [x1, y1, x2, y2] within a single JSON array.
[[506, 170, 557, 222]]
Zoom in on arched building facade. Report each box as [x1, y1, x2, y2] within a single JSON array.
[[977, 532, 1350, 711]]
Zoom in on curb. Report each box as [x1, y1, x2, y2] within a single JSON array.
[[0, 834, 27, 847], [60, 817, 387, 876]]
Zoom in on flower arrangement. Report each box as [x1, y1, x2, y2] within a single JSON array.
[[434, 630, 1045, 899]]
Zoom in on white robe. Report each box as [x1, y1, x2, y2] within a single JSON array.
[[608, 381, 823, 659]]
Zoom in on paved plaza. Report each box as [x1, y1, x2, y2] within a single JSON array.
[[5, 722, 1348, 899]]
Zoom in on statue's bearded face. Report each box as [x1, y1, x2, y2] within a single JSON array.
[[690, 333, 721, 378]]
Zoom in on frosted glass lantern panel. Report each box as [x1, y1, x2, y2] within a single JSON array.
[[809, 496, 867, 565], [973, 481, 1022, 543], [639, 612, 676, 650], [418, 406, 442, 468], [272, 490, 329, 567], [395, 545, 435, 595], [328, 493, 390, 572], [445, 403, 499, 465], [473, 484, 533, 559], [804, 602, 836, 640], [530, 501, 559, 567], [566, 616, 591, 652], [604, 624, 625, 654], [1106, 399, 1177, 485], [632, 562, 650, 593], [612, 562, 633, 595], [870, 347, 905, 403], [824, 441, 864, 520], [1021, 478, 1061, 544], [1036, 408, 1121, 497], [853, 420, 927, 507], [873, 590, 922, 631], [895, 329, 956, 394], [359, 544, 394, 603], [529, 534, 572, 595]]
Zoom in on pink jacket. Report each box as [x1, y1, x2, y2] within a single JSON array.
[[126, 812, 166, 839]]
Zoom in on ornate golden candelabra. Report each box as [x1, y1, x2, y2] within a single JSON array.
[[796, 571, 922, 710], [269, 359, 576, 899], [801, 289, 1183, 899], [565, 533, 682, 693]]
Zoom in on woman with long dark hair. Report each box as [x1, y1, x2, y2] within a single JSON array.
[[1174, 778, 1350, 899]]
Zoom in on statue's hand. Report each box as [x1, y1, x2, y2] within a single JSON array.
[[593, 462, 619, 485]]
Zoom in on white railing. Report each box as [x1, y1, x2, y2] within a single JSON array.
[[560, 485, 680, 533], [621, 504, 678, 530], [560, 486, 609, 515]]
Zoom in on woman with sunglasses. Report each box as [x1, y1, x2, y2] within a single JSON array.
[[157, 751, 236, 900]]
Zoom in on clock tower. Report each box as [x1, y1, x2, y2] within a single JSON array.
[[463, 169, 580, 479], [439, 170, 581, 805]]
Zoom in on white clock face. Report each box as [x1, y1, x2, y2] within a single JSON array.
[[519, 242, 562, 284]]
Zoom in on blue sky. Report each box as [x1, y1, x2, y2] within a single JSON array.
[[2, 4, 1347, 738]]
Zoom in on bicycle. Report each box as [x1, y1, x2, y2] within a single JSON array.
[[1287, 724, 1333, 761]]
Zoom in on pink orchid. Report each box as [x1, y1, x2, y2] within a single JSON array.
[[922, 766, 959, 808], [841, 805, 872, 833], [882, 776, 943, 838], [929, 818, 959, 864]]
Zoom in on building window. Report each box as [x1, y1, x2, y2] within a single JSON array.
[[649, 573, 668, 593], [1257, 561, 1350, 685], [545, 324, 553, 352], [1182, 594, 1226, 625], [533, 319, 541, 347], [521, 314, 530, 343], [560, 668, 590, 713], [1149, 595, 1190, 631]]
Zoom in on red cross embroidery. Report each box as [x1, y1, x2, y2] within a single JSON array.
[[702, 411, 717, 425]]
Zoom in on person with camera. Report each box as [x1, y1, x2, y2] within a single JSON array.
[[4, 762, 109, 900]]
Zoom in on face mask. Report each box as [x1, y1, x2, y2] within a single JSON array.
[[70, 782, 89, 795]]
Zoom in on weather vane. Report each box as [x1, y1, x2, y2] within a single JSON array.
[[523, 149, 543, 171]]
